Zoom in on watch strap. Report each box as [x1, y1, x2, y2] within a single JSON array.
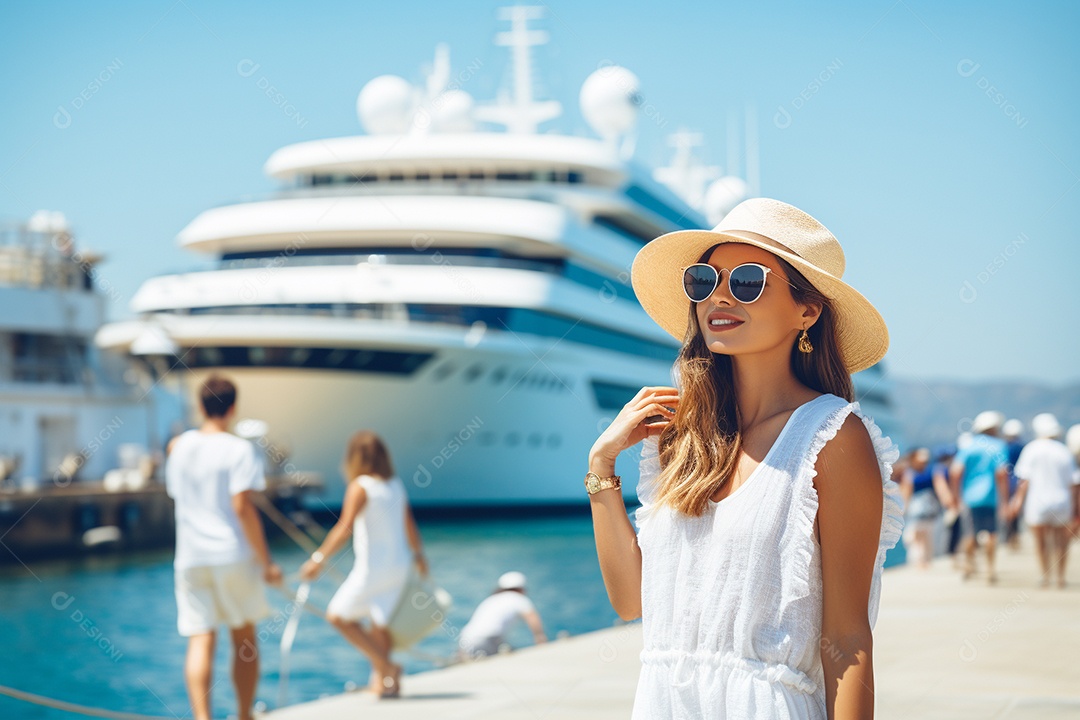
[[585, 471, 622, 495]]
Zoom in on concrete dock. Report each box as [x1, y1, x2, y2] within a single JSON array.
[[269, 534, 1079, 719]]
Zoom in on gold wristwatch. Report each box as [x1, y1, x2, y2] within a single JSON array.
[[584, 471, 621, 495]]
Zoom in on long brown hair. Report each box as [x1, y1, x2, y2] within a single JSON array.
[[343, 430, 395, 482], [651, 245, 854, 517]]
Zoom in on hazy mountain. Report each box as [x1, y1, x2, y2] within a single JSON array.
[[888, 377, 1080, 450]]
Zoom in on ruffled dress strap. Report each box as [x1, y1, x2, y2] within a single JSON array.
[[797, 399, 904, 630], [634, 435, 662, 530]]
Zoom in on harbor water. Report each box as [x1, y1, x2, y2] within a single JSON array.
[[0, 514, 905, 719]]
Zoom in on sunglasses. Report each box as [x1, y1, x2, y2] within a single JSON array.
[[681, 262, 793, 304]]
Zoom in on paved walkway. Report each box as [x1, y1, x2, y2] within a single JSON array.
[[873, 533, 1080, 719], [269, 532, 1078, 719]]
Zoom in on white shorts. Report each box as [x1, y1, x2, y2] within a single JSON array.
[[1025, 502, 1073, 527], [326, 565, 409, 626], [175, 559, 272, 637]]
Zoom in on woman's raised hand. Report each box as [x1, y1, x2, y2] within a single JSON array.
[[589, 386, 679, 468]]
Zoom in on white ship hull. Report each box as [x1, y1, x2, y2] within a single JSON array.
[[175, 345, 673, 507]]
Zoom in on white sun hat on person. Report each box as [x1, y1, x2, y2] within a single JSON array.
[[497, 571, 527, 591], [971, 410, 1005, 434], [1031, 413, 1063, 439], [1001, 418, 1024, 439]]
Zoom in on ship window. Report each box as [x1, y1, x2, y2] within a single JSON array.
[[388, 173, 404, 182], [567, 171, 583, 184], [172, 346, 434, 376], [478, 431, 497, 445], [592, 214, 654, 245], [590, 379, 641, 411], [432, 362, 455, 380], [507, 308, 677, 361], [179, 304, 676, 361], [9, 332, 88, 384], [415, 172, 431, 181], [441, 171, 459, 180], [547, 433, 561, 448], [468, 170, 485, 180], [625, 184, 701, 228], [505, 432, 521, 446], [527, 432, 543, 448], [463, 363, 484, 382]]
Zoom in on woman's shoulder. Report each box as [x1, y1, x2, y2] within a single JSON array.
[[803, 396, 899, 471]]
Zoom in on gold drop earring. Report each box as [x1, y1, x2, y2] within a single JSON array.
[[798, 326, 813, 354]]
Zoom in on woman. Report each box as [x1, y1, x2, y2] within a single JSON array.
[[300, 430, 428, 698], [586, 198, 903, 719], [1009, 413, 1080, 588], [899, 447, 950, 569]]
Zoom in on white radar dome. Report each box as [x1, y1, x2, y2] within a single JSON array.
[[431, 90, 475, 132], [704, 176, 749, 224], [357, 75, 416, 135], [580, 65, 641, 138]]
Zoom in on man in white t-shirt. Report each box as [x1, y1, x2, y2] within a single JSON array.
[[166, 375, 282, 720], [1010, 413, 1080, 589], [458, 571, 547, 659]]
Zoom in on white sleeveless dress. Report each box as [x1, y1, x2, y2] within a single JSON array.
[[631, 393, 904, 719], [326, 474, 412, 625]]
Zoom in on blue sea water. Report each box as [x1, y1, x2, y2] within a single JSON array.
[[0, 515, 906, 719]]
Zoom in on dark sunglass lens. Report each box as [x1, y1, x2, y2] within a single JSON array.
[[683, 265, 717, 302], [729, 265, 766, 303]]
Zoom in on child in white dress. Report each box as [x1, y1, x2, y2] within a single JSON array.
[[586, 198, 903, 719]]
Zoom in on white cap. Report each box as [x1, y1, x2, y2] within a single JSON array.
[[1001, 418, 1024, 439], [972, 410, 1005, 434], [1032, 413, 1063, 439], [497, 571, 526, 591], [1066, 424, 1080, 457]]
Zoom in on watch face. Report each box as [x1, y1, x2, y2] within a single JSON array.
[[586, 475, 599, 493]]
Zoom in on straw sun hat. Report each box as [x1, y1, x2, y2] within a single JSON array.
[[631, 197, 888, 373]]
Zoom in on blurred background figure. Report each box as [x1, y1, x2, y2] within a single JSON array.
[[1001, 418, 1027, 551], [899, 447, 950, 569], [933, 445, 963, 566], [1067, 424, 1080, 464], [165, 375, 282, 720], [950, 411, 1011, 584], [457, 571, 547, 659], [300, 430, 428, 698], [1009, 413, 1080, 589]]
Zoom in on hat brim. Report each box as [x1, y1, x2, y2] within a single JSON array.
[[631, 228, 889, 374]]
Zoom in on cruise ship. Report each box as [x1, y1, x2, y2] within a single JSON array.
[[97, 6, 900, 508]]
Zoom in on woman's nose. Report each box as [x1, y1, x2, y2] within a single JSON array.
[[708, 269, 736, 304]]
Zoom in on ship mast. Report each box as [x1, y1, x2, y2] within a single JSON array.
[[474, 5, 561, 134]]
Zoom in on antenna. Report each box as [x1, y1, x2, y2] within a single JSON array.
[[652, 129, 719, 209], [474, 5, 561, 133]]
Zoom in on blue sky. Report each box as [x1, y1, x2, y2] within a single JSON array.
[[2, 0, 1077, 383]]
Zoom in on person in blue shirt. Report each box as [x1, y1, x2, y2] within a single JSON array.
[[1001, 419, 1027, 551], [949, 411, 1011, 584]]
